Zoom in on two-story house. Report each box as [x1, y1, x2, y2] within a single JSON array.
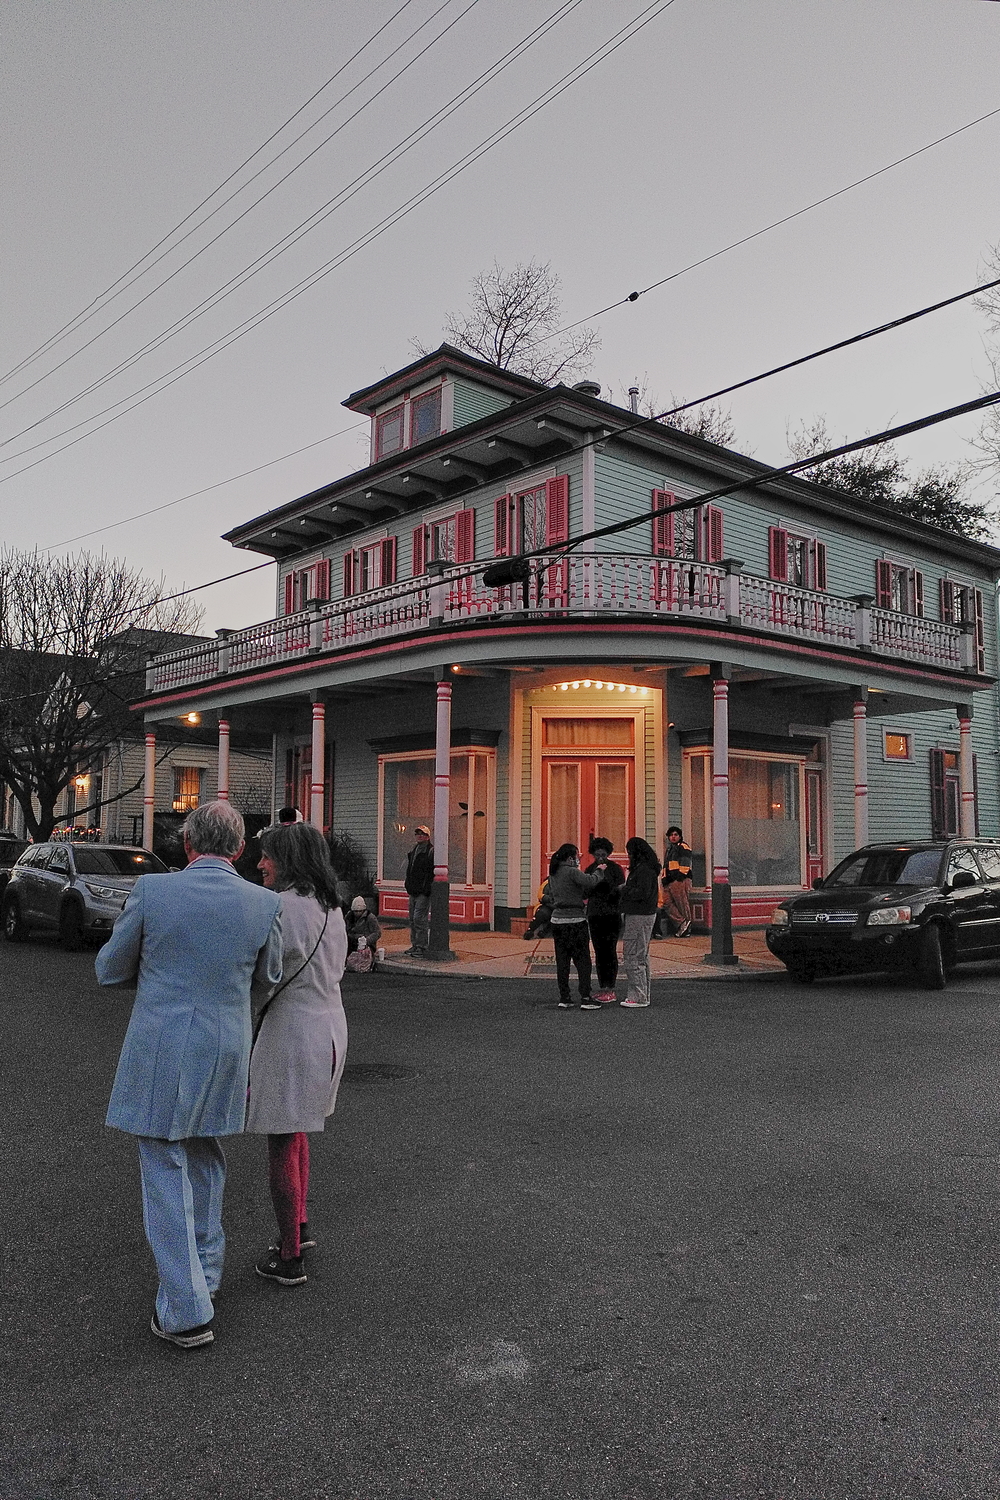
[[139, 345, 1000, 942]]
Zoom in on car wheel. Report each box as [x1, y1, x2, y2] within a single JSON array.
[[59, 902, 85, 951], [785, 960, 816, 984], [2, 896, 26, 943], [916, 924, 947, 990]]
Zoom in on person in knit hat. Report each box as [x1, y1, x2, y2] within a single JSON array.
[[345, 895, 381, 954]]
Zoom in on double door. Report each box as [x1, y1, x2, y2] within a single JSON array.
[[542, 756, 634, 876]]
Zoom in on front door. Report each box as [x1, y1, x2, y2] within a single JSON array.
[[805, 767, 824, 886], [542, 757, 634, 875]]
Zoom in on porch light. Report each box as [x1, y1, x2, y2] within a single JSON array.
[[74, 775, 88, 790], [183, 712, 201, 726]]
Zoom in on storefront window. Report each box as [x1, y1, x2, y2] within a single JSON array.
[[686, 751, 804, 888], [381, 752, 491, 885]]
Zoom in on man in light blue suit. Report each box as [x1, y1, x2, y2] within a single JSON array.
[[97, 800, 282, 1348]]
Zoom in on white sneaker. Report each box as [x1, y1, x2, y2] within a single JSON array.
[[620, 997, 650, 1007]]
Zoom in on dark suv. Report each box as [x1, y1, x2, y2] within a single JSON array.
[[0, 833, 30, 897], [1, 842, 167, 949], [766, 840, 1000, 988]]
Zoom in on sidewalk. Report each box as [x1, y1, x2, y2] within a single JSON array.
[[378, 924, 785, 981]]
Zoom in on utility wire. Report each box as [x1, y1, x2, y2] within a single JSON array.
[[0, 0, 419, 391], [0, 0, 587, 453], [552, 102, 1000, 336], [0, 0, 483, 417], [34, 271, 1000, 551], [0, 0, 667, 476]]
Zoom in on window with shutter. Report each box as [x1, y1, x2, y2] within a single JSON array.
[[875, 559, 893, 608], [380, 537, 397, 586], [494, 494, 514, 557], [940, 579, 955, 623], [813, 541, 827, 592], [651, 489, 675, 557], [913, 570, 924, 618], [975, 589, 986, 673], [929, 749, 948, 838], [706, 506, 724, 563], [342, 554, 355, 598], [283, 573, 295, 614]]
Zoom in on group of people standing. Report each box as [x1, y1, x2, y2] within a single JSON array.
[[534, 826, 693, 1010], [97, 801, 350, 1349]]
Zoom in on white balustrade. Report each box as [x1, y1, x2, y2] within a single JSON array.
[[145, 553, 973, 690]]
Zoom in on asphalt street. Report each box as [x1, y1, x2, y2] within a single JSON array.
[[3, 939, 1000, 1500]]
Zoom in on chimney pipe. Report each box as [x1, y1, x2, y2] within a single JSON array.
[[628, 386, 639, 415]]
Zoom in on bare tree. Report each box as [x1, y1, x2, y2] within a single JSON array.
[[622, 378, 740, 449], [436, 260, 599, 384], [0, 549, 204, 840], [786, 418, 995, 541]]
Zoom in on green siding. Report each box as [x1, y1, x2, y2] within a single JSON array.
[[452, 379, 513, 428]]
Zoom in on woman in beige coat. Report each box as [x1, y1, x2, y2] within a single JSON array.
[[248, 822, 348, 1286]]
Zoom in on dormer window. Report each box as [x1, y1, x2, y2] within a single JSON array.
[[411, 387, 442, 445], [375, 405, 405, 461]]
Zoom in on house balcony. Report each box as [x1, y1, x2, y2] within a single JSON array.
[[145, 554, 978, 694]]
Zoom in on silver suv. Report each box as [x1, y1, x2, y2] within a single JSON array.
[[1, 842, 167, 949]]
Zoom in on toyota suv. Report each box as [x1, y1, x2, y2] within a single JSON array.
[[766, 840, 1000, 989], [1, 842, 167, 948]]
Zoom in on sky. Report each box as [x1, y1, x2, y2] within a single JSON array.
[[2, 0, 999, 633]]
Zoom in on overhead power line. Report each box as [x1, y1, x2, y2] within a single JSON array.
[[0, 0, 672, 479], [0, 0, 484, 416], [0, 0, 421, 391], [553, 102, 1000, 336], [34, 272, 1000, 551]]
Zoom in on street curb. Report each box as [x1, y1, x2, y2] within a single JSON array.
[[378, 957, 786, 982]]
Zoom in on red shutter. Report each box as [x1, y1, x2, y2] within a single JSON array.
[[380, 536, 397, 586], [768, 527, 788, 582], [545, 475, 570, 545], [494, 494, 513, 556], [651, 489, 675, 557], [940, 578, 955, 623], [283, 573, 295, 615], [315, 558, 331, 601], [455, 508, 476, 564], [342, 552, 355, 598], [875, 559, 892, 608], [706, 506, 724, 563], [813, 540, 827, 592], [412, 525, 426, 576], [975, 587, 986, 672], [913, 569, 924, 618]]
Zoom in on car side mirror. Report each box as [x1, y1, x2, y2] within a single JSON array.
[[811, 876, 825, 890], [950, 870, 978, 890]]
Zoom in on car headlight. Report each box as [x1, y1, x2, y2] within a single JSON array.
[[866, 906, 912, 927], [85, 883, 125, 902], [770, 908, 790, 927]]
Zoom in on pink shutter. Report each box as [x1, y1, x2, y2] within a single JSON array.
[[651, 489, 675, 557], [913, 569, 924, 617], [813, 540, 827, 592], [545, 475, 570, 545], [706, 506, 724, 562], [380, 536, 397, 586], [975, 587, 986, 672], [412, 525, 426, 576], [875, 559, 892, 608], [315, 559, 331, 601], [940, 579, 955, 623], [768, 527, 788, 582], [342, 552, 355, 598], [494, 494, 513, 556], [455, 508, 475, 564], [283, 573, 295, 615]]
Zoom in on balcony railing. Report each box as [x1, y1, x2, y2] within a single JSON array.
[[146, 553, 973, 692]]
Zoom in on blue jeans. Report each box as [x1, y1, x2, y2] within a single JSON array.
[[137, 1136, 226, 1333], [408, 892, 430, 951]]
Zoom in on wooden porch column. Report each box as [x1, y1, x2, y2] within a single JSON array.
[[705, 669, 736, 965], [309, 696, 325, 830], [216, 714, 231, 800], [142, 729, 156, 851], [853, 694, 869, 847], [429, 673, 456, 960], [958, 704, 975, 836]]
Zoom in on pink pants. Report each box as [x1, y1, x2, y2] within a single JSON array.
[[267, 1132, 310, 1259]]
